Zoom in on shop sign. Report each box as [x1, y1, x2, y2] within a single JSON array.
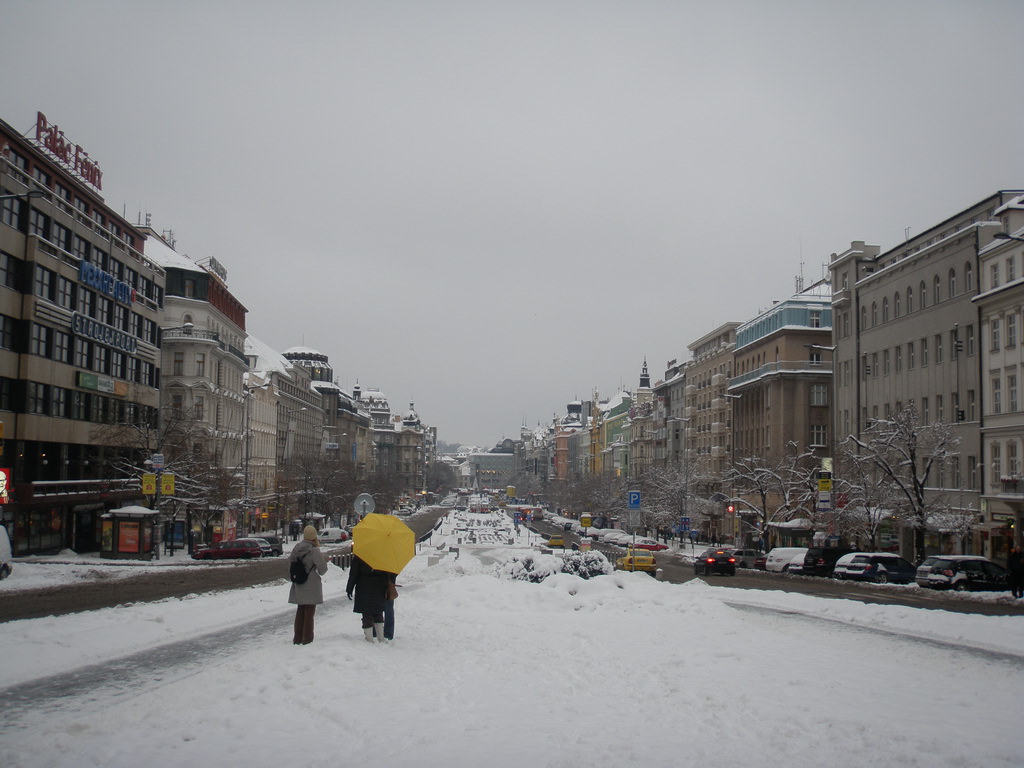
[[71, 313, 138, 354]]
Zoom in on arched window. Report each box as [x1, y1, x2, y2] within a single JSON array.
[[882, 297, 890, 323], [861, 305, 868, 329], [894, 292, 901, 318], [871, 302, 878, 326], [934, 275, 941, 304], [965, 262, 974, 292], [920, 281, 927, 309], [907, 286, 913, 313], [949, 268, 957, 297]]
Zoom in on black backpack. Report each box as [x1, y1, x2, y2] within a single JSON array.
[[289, 555, 313, 585]]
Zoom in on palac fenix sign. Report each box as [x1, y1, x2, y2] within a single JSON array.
[[33, 111, 103, 191]]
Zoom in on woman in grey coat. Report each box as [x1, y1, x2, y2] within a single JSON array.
[[289, 525, 329, 644]]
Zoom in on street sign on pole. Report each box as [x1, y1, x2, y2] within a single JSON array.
[[354, 492, 375, 518], [627, 490, 641, 509]]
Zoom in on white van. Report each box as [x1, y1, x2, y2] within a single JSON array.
[[764, 547, 808, 573], [318, 527, 350, 544], [0, 525, 13, 579]]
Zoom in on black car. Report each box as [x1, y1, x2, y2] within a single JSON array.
[[915, 555, 1009, 591], [800, 546, 855, 576], [254, 534, 283, 556], [694, 548, 736, 576]]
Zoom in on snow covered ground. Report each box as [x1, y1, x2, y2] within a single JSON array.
[[1, 510, 1023, 768]]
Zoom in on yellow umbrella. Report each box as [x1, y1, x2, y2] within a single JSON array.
[[352, 513, 416, 574]]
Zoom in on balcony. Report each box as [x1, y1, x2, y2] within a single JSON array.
[[999, 477, 1024, 495], [729, 359, 833, 388]]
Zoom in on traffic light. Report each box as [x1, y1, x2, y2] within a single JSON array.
[[726, 504, 735, 514]]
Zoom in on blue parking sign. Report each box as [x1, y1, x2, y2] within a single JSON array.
[[628, 491, 641, 509]]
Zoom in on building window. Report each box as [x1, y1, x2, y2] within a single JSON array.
[[894, 346, 902, 372], [871, 352, 878, 377], [965, 262, 974, 292], [195, 352, 205, 378], [1008, 314, 1017, 348], [1010, 374, 1018, 413], [811, 424, 827, 447], [883, 349, 891, 375], [54, 330, 70, 363], [908, 342, 915, 369], [921, 338, 928, 366], [871, 302, 878, 326], [1008, 257, 1017, 283], [57, 276, 74, 310], [991, 263, 1000, 290], [936, 395, 943, 422], [78, 288, 94, 316], [920, 281, 927, 309], [933, 275, 941, 304], [992, 318, 1001, 351], [810, 383, 828, 406], [907, 286, 913, 314], [991, 443, 1001, 486], [0, 315, 14, 349], [34, 265, 55, 302], [948, 268, 957, 297], [50, 387, 66, 418], [968, 389, 976, 420], [894, 292, 901, 318], [94, 345, 108, 374], [935, 334, 943, 363], [173, 352, 184, 376], [993, 378, 1002, 415], [0, 251, 17, 289], [29, 323, 50, 356], [966, 325, 975, 356], [882, 298, 889, 323], [922, 397, 929, 423], [27, 382, 47, 414], [194, 396, 204, 421]]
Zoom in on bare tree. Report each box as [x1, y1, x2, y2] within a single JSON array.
[[846, 404, 959, 563], [641, 466, 701, 537], [725, 443, 820, 550]]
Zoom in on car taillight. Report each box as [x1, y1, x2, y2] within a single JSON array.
[[815, 558, 825, 566], [706, 558, 716, 564], [941, 569, 955, 577], [728, 557, 736, 564]]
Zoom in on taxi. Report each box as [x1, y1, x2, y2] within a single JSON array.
[[615, 548, 657, 573], [545, 535, 565, 548]]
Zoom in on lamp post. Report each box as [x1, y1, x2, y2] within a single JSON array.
[[242, 382, 271, 536], [993, 233, 1024, 244], [668, 417, 690, 548]]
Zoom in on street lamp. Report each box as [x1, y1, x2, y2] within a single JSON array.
[[993, 233, 1024, 244], [242, 381, 271, 536]]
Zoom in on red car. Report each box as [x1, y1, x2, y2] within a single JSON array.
[[631, 538, 669, 551], [192, 539, 266, 560]]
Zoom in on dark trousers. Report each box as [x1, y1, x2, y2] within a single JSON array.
[[361, 611, 384, 628], [294, 604, 316, 645], [372, 600, 395, 640]]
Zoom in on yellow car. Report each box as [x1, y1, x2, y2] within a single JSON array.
[[546, 535, 565, 548], [615, 549, 657, 573]]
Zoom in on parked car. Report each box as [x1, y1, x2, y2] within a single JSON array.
[[800, 546, 855, 577], [252, 534, 283, 556], [615, 549, 657, 573], [753, 553, 768, 570], [632, 538, 669, 551], [764, 547, 808, 573], [192, 539, 265, 560], [915, 555, 1009, 592], [832, 552, 916, 584], [785, 553, 806, 575], [247, 538, 274, 557], [726, 548, 761, 568], [545, 535, 565, 548], [694, 548, 736, 576], [0, 525, 13, 579], [319, 527, 350, 544]]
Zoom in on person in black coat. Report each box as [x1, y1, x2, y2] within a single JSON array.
[[346, 554, 396, 643], [1008, 546, 1024, 599]]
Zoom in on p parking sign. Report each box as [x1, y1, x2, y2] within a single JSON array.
[[627, 491, 641, 509]]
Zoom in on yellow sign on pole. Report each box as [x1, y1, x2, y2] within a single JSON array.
[[161, 473, 175, 496], [142, 473, 156, 495]]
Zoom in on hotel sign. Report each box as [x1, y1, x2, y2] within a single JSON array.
[[34, 112, 103, 191], [80, 261, 135, 305]]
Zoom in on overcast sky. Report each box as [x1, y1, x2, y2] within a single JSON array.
[[3, 1, 1023, 447]]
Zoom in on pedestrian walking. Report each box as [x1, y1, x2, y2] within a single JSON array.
[[346, 553, 395, 643], [1008, 545, 1024, 599], [289, 525, 329, 645]]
